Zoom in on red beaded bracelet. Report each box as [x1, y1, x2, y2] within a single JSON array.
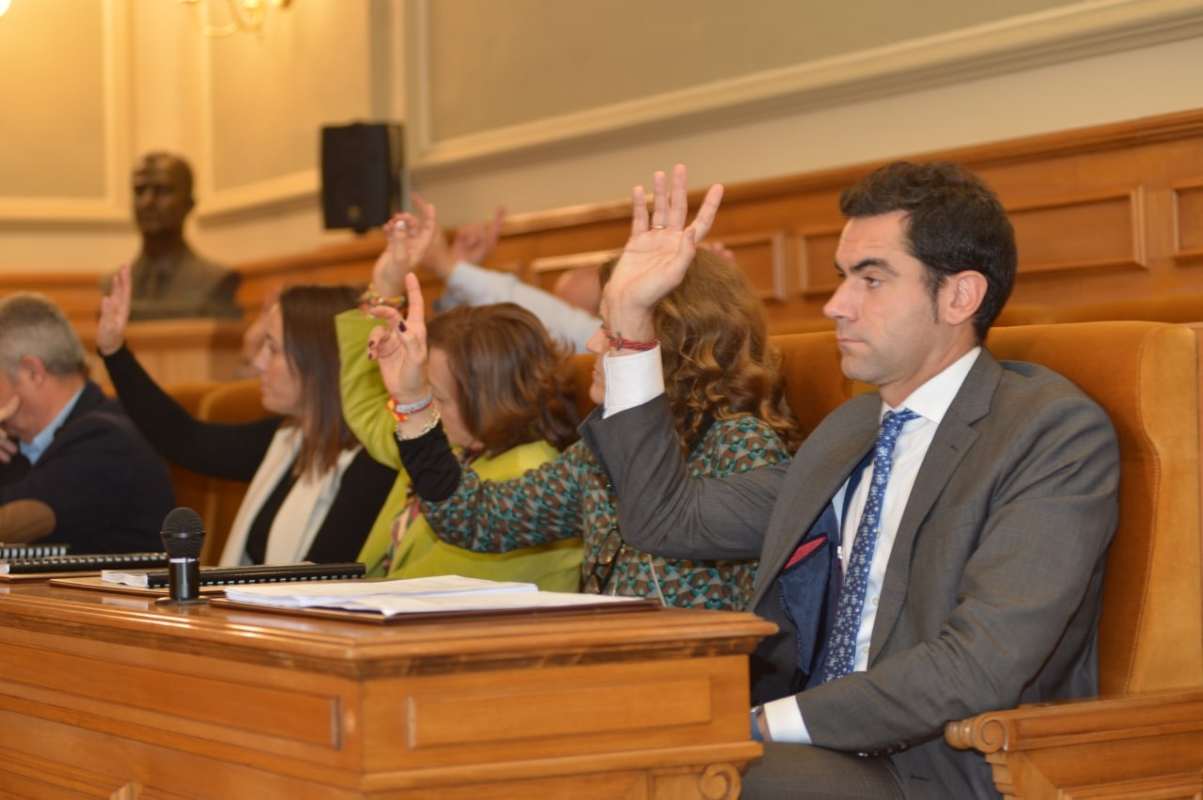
[[605, 330, 659, 352]]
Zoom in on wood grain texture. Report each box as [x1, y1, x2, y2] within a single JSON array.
[[0, 582, 772, 798]]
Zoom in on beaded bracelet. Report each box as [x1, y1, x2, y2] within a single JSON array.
[[395, 409, 442, 442], [605, 330, 659, 352], [360, 282, 405, 308], [387, 393, 433, 422]]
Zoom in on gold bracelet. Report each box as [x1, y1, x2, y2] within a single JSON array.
[[394, 409, 441, 442], [360, 282, 406, 308]]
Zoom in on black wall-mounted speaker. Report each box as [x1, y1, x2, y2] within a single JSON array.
[[320, 122, 403, 233]]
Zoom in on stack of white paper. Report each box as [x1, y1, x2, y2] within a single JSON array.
[[223, 575, 643, 617]]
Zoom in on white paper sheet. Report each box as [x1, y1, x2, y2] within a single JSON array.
[[222, 575, 646, 617]]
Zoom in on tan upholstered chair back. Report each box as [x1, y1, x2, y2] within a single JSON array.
[[1053, 294, 1203, 325], [194, 379, 266, 565], [157, 382, 215, 529], [988, 322, 1203, 693]]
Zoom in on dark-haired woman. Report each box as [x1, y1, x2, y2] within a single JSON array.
[[339, 302, 583, 590], [97, 264, 395, 565]]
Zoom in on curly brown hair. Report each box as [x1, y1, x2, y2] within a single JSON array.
[[427, 303, 579, 457], [601, 249, 800, 451]]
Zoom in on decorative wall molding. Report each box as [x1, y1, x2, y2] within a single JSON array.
[[193, 23, 319, 223], [1008, 188, 1148, 276], [722, 230, 788, 302], [797, 228, 844, 298], [406, 0, 1203, 175], [1171, 178, 1203, 264], [193, 4, 404, 222], [0, 0, 132, 226]]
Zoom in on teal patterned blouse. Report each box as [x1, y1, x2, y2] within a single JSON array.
[[420, 414, 790, 610]]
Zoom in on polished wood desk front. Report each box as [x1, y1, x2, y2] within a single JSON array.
[[0, 583, 773, 799]]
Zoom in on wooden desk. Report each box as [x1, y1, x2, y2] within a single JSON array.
[[0, 583, 773, 799]]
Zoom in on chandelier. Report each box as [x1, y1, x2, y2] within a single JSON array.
[[180, 0, 293, 38]]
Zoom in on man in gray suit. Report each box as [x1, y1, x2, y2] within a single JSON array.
[[582, 162, 1119, 798]]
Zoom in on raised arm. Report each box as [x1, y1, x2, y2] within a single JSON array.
[[602, 163, 723, 347], [580, 164, 780, 560], [370, 195, 438, 298], [98, 265, 278, 480]]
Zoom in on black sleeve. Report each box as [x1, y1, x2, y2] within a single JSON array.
[[394, 424, 461, 501], [101, 344, 280, 481], [304, 450, 400, 563]]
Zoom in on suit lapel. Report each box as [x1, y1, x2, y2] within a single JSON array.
[[867, 352, 1001, 661], [752, 397, 879, 606]]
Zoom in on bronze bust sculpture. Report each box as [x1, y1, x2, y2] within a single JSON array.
[[123, 153, 241, 320]]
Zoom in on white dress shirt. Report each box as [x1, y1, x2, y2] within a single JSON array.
[[602, 345, 983, 744]]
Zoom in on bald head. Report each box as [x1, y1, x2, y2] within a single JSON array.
[[132, 152, 194, 237]]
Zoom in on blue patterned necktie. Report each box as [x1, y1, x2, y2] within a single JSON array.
[[821, 408, 918, 683]]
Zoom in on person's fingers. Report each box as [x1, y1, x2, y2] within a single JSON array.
[[403, 273, 425, 329], [686, 183, 724, 243], [667, 163, 688, 229], [631, 185, 648, 235], [486, 206, 505, 243], [650, 170, 669, 230], [412, 193, 435, 226], [367, 304, 403, 324], [0, 395, 20, 422]]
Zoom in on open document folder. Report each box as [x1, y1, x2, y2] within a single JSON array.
[[223, 575, 648, 617]]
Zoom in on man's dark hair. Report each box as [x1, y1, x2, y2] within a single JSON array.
[[839, 161, 1017, 341]]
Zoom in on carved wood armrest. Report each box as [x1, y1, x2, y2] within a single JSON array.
[[944, 688, 1203, 798]]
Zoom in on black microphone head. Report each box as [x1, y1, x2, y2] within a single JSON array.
[[160, 507, 205, 559]]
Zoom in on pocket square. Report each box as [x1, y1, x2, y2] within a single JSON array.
[[785, 535, 827, 570]]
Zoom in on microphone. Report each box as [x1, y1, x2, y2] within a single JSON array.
[[157, 506, 206, 605]]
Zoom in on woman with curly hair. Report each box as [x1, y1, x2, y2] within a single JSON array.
[[355, 191, 799, 610], [338, 302, 583, 590]]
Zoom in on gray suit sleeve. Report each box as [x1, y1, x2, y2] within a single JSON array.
[[796, 392, 1119, 752], [581, 396, 787, 561]]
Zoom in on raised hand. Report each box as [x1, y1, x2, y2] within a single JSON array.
[[602, 164, 723, 343], [421, 203, 506, 278], [366, 273, 430, 404], [371, 196, 438, 297], [451, 205, 505, 266], [97, 263, 133, 356]]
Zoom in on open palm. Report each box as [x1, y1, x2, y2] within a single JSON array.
[[97, 263, 132, 356], [605, 164, 724, 315]]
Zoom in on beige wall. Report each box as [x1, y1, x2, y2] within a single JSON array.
[[1, 0, 1202, 276]]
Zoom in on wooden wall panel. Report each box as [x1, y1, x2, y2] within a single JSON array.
[[10, 108, 1203, 345], [1009, 190, 1146, 276], [797, 228, 842, 299], [722, 231, 788, 302], [1174, 179, 1203, 265]]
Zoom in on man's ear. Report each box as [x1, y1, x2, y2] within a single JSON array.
[[942, 270, 987, 327], [16, 356, 47, 387]]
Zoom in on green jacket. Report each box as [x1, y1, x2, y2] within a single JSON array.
[[336, 309, 582, 591]]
